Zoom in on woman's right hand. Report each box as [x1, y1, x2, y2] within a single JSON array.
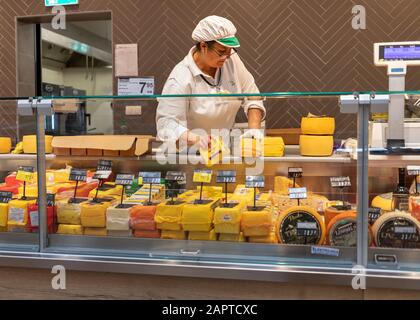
[[180, 131, 210, 150]]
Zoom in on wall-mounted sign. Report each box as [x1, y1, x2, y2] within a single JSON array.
[[45, 0, 79, 6]]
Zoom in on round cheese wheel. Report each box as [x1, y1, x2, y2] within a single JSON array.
[[371, 193, 393, 212], [324, 205, 356, 230], [301, 117, 335, 135], [276, 205, 326, 245], [372, 211, 420, 249], [326, 212, 373, 247], [300, 135, 333, 157], [23, 135, 53, 154], [0, 137, 12, 154]]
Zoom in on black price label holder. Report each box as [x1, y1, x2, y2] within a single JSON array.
[[0, 191, 12, 204], [165, 171, 187, 204], [93, 160, 113, 202], [368, 207, 381, 225], [139, 172, 162, 206], [46, 193, 56, 207], [288, 167, 303, 188], [115, 174, 135, 206], [408, 166, 420, 194], [245, 176, 265, 210], [330, 176, 352, 204], [69, 169, 87, 202], [217, 171, 237, 206]]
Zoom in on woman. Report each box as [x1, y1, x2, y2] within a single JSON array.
[[156, 15, 265, 149]]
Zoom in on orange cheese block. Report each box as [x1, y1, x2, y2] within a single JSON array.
[[134, 229, 161, 238], [130, 205, 158, 231]]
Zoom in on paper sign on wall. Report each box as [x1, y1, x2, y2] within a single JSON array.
[[115, 44, 138, 77]]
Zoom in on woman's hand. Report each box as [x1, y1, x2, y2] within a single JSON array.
[[180, 131, 210, 150]]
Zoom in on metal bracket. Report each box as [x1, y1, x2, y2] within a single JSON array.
[[17, 98, 53, 116], [339, 93, 389, 114]]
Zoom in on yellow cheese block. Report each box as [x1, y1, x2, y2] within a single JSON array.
[[0, 137, 12, 154], [8, 199, 36, 227], [84, 227, 108, 237], [182, 199, 219, 232], [274, 176, 300, 195], [81, 201, 112, 228], [188, 229, 217, 241], [272, 193, 329, 214], [195, 186, 223, 199], [0, 203, 9, 227], [106, 205, 133, 231], [371, 193, 393, 212], [214, 201, 245, 234], [263, 137, 285, 157], [372, 211, 420, 248], [155, 201, 186, 231], [301, 116, 336, 135], [57, 224, 84, 235], [57, 199, 87, 225], [277, 205, 326, 245], [218, 232, 245, 242], [52, 169, 71, 183], [161, 230, 187, 240], [89, 184, 123, 199], [22, 135, 53, 154], [199, 137, 229, 166], [249, 232, 278, 244], [300, 135, 334, 157], [241, 207, 272, 237], [232, 185, 255, 202]]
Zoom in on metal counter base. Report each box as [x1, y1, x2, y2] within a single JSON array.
[[0, 233, 39, 252]]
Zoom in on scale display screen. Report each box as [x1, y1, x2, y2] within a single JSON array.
[[380, 45, 420, 61]]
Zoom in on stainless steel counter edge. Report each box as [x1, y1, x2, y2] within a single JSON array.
[[0, 250, 419, 289]]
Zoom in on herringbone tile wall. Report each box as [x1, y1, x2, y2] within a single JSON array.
[[1, 0, 420, 139]]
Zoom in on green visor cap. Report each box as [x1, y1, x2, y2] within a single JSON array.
[[216, 36, 240, 48]]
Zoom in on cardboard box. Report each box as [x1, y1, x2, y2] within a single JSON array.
[[52, 135, 154, 157], [266, 128, 301, 145], [54, 147, 71, 156]]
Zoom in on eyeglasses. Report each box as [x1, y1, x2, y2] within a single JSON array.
[[209, 47, 238, 58]]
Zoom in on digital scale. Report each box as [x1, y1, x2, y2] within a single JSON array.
[[372, 41, 420, 155]]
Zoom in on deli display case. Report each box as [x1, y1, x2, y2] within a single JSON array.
[[0, 91, 419, 289]]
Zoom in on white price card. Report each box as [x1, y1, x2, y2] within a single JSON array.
[[407, 166, 420, 176], [118, 77, 154, 96], [289, 187, 308, 199]]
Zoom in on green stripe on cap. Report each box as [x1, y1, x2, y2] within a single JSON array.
[[216, 36, 240, 48]]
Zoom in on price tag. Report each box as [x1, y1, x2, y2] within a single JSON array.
[[289, 187, 308, 199], [216, 171, 237, 184], [94, 160, 113, 180], [368, 207, 381, 225], [16, 166, 35, 183], [115, 174, 135, 186], [46, 193, 55, 207], [139, 172, 162, 185], [288, 167, 303, 179], [407, 166, 420, 176], [69, 169, 88, 182], [0, 191, 12, 204], [165, 171, 186, 183], [118, 77, 155, 96], [193, 170, 213, 184], [245, 176, 265, 188], [297, 222, 318, 236], [394, 225, 417, 241], [330, 176, 351, 188]]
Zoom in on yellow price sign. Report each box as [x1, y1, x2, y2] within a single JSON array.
[[16, 166, 35, 183], [193, 170, 212, 183], [138, 177, 143, 185]]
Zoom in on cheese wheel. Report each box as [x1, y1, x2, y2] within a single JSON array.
[[300, 135, 333, 157], [372, 211, 420, 248], [301, 117, 335, 135], [324, 205, 356, 231], [276, 205, 326, 245], [326, 212, 373, 247], [371, 193, 393, 212], [22, 135, 53, 154], [0, 137, 12, 154]]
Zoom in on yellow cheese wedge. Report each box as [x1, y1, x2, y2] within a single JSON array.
[[241, 207, 272, 237], [218, 232, 245, 242], [155, 201, 186, 231], [214, 201, 245, 234], [300, 135, 333, 157], [274, 176, 300, 195], [301, 116, 336, 135], [249, 232, 278, 244], [0, 203, 9, 227], [161, 230, 187, 240], [81, 201, 112, 228], [22, 135, 53, 154], [57, 224, 84, 235], [57, 199, 87, 225], [272, 193, 329, 213], [276, 205, 326, 245], [371, 193, 393, 212], [188, 229, 217, 241], [372, 211, 420, 248], [200, 137, 229, 166], [0, 137, 12, 154], [84, 227, 107, 237], [182, 199, 219, 232]]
